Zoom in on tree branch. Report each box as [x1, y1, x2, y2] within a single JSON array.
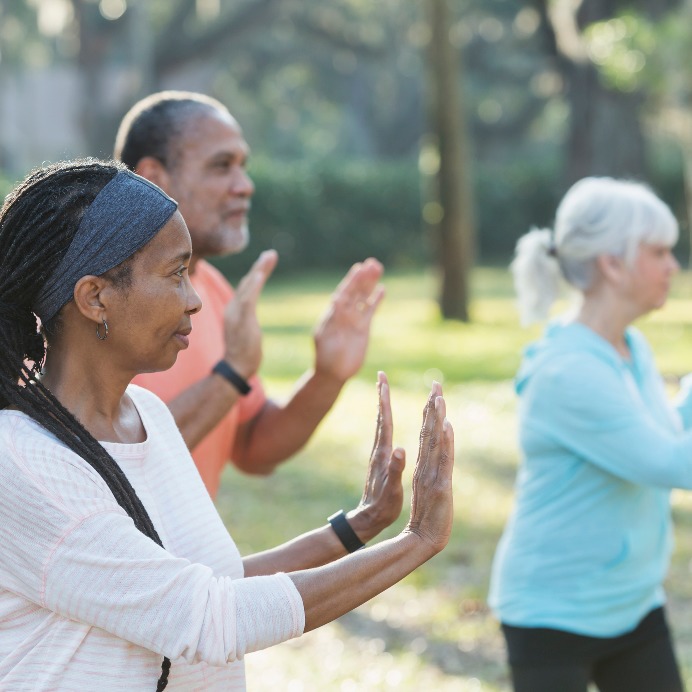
[[290, 14, 387, 59], [154, 0, 283, 75]]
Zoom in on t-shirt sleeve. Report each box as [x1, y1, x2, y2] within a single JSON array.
[[0, 420, 304, 666]]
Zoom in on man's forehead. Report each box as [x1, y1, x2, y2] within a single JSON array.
[[185, 109, 241, 138], [178, 111, 248, 155]]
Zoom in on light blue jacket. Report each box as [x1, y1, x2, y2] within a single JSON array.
[[489, 320, 692, 637]]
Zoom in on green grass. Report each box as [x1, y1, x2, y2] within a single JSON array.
[[216, 266, 692, 691]]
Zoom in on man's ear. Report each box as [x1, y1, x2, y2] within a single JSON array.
[[72, 275, 110, 324], [134, 157, 171, 193]]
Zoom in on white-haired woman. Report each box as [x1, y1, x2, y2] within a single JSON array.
[[489, 177, 691, 692]]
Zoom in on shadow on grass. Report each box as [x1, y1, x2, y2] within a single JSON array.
[[335, 606, 509, 687]]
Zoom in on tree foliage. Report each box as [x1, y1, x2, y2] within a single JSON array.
[[2, 1, 690, 277]]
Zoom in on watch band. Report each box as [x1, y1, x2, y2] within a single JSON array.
[[212, 360, 252, 396], [328, 510, 365, 552]]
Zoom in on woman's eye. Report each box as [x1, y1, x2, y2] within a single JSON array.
[[174, 268, 186, 278]]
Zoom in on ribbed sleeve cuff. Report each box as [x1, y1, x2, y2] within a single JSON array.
[[232, 573, 305, 658]]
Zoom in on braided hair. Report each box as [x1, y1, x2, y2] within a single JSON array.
[[0, 159, 172, 690]]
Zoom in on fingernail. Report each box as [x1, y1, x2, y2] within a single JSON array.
[[443, 417, 450, 430]]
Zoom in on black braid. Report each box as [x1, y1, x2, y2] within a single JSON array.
[[0, 159, 171, 689]]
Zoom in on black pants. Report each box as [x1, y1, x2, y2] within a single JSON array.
[[502, 607, 684, 692]]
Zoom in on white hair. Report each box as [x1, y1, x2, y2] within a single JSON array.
[[511, 177, 679, 325]]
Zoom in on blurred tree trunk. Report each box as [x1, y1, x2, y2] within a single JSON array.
[[74, 0, 119, 157], [425, 0, 475, 321], [153, 0, 282, 77], [684, 149, 692, 267], [563, 62, 646, 182], [541, 0, 648, 185], [127, 0, 156, 99]]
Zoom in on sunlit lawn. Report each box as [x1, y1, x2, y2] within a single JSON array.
[[215, 266, 692, 691]]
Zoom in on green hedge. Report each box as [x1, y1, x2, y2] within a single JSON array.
[[212, 158, 429, 279], [473, 157, 563, 265], [212, 155, 572, 277], [214, 154, 688, 278], [1, 153, 686, 276]]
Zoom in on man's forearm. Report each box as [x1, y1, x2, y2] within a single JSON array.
[[167, 373, 241, 450], [232, 368, 345, 473]]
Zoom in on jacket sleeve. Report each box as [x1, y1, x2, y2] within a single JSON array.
[[522, 353, 692, 489], [674, 374, 692, 431]]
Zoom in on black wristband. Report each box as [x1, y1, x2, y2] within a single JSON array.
[[328, 510, 365, 553], [212, 360, 252, 396]]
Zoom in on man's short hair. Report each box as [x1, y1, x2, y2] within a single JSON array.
[[114, 91, 229, 171]]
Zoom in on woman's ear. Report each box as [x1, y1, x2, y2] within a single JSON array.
[[596, 254, 625, 284], [72, 275, 109, 324]]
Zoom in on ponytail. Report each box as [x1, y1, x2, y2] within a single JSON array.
[[510, 228, 562, 326]]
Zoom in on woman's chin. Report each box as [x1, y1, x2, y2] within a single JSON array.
[[137, 354, 180, 375], [159, 354, 180, 372]]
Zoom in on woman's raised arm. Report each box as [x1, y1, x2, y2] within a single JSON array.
[[288, 381, 454, 632], [242, 371, 406, 577]]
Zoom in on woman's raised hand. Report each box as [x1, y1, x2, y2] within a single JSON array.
[[346, 372, 405, 542], [405, 382, 454, 555], [288, 380, 454, 633]]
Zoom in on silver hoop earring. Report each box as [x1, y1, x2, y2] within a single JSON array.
[[96, 318, 109, 341]]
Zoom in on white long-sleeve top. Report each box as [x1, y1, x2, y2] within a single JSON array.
[[0, 385, 305, 691]]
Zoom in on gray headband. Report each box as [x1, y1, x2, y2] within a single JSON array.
[[34, 169, 178, 324]]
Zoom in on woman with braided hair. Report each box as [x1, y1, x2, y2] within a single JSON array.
[[0, 159, 455, 690]]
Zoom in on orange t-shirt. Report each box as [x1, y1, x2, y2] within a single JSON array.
[[133, 260, 266, 498]]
